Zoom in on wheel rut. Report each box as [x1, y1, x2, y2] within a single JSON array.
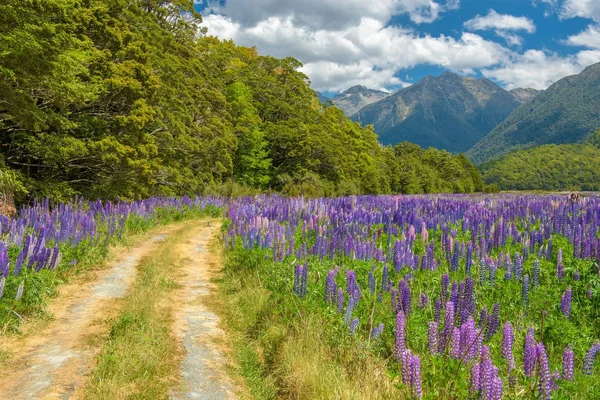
[[0, 224, 184, 400], [170, 221, 237, 400]]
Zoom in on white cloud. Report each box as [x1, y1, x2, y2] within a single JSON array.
[[204, 0, 460, 29], [464, 10, 536, 33], [202, 14, 508, 92], [561, 0, 600, 23], [566, 25, 600, 49], [495, 30, 524, 47], [482, 50, 599, 89]]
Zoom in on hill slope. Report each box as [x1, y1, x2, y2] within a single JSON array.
[[468, 62, 600, 164], [332, 86, 389, 116], [352, 72, 520, 153], [509, 88, 543, 103]]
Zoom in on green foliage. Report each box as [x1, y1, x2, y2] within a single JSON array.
[[0, 1, 485, 199], [481, 140, 600, 191]]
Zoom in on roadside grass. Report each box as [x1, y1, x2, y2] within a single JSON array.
[[215, 246, 400, 400], [82, 223, 196, 399]]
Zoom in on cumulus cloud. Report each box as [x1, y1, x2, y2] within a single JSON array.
[[561, 0, 600, 23], [202, 14, 508, 92], [203, 0, 460, 29], [566, 25, 600, 49], [201, 0, 599, 92], [482, 50, 598, 89], [464, 10, 536, 32]]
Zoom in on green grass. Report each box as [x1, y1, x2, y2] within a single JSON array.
[[215, 245, 400, 400], [82, 223, 195, 399]]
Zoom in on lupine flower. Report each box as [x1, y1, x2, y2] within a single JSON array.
[[551, 369, 561, 390], [345, 297, 355, 325], [557, 248, 564, 280], [524, 328, 537, 377], [418, 293, 428, 309], [439, 301, 455, 353], [399, 279, 411, 315], [470, 362, 481, 395], [395, 311, 406, 360], [485, 304, 500, 342], [522, 275, 530, 308], [408, 352, 423, 399], [368, 267, 376, 294], [434, 297, 442, 323], [583, 342, 600, 375], [337, 288, 344, 313], [372, 323, 384, 339], [382, 264, 389, 292], [450, 327, 461, 358], [325, 269, 337, 303], [586, 287, 593, 299], [428, 321, 438, 355], [574, 270, 581, 281], [561, 287, 572, 318], [562, 344, 574, 380], [441, 274, 449, 301], [537, 343, 552, 400], [350, 318, 359, 334], [502, 321, 515, 371]]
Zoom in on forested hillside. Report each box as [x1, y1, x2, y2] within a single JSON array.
[[468, 62, 600, 164], [481, 129, 600, 191], [0, 0, 484, 201]]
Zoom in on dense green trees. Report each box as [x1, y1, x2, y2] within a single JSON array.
[[0, 0, 483, 201], [481, 129, 600, 191]]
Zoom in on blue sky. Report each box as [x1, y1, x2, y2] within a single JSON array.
[[194, 0, 600, 95]]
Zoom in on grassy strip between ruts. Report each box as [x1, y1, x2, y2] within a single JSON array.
[[213, 242, 400, 400], [82, 221, 198, 399]]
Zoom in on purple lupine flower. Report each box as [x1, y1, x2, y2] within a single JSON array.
[[400, 279, 411, 315], [325, 269, 337, 303], [391, 288, 398, 314], [450, 327, 461, 358], [350, 318, 359, 334], [574, 270, 581, 281], [478, 346, 493, 398], [345, 297, 355, 325], [502, 321, 515, 371], [395, 311, 406, 360], [470, 362, 481, 396], [557, 248, 564, 280], [459, 317, 477, 361], [14, 250, 25, 276], [490, 376, 503, 400], [485, 304, 500, 342], [409, 353, 423, 399], [418, 293, 428, 309], [583, 342, 600, 375], [524, 328, 537, 377], [382, 263, 389, 292], [522, 275, 530, 308], [586, 287, 593, 299], [428, 321, 438, 355], [372, 323, 384, 339], [441, 274, 449, 301], [439, 301, 455, 353], [337, 288, 344, 313], [368, 267, 376, 294], [561, 287, 572, 318], [563, 344, 574, 380], [537, 343, 552, 400]]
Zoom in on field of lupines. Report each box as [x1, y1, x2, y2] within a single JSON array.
[[0, 196, 223, 328], [224, 195, 600, 399]]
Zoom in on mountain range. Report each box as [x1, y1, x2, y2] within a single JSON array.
[[467, 62, 600, 164], [350, 72, 523, 153], [318, 86, 390, 116]]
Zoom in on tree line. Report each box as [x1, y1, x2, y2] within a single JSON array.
[[0, 0, 485, 202]]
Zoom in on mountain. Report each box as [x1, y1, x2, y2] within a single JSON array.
[[332, 86, 389, 116], [468, 62, 600, 164], [316, 91, 331, 104], [352, 72, 521, 153], [509, 88, 543, 103]]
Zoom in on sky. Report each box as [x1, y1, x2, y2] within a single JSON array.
[[194, 0, 600, 96]]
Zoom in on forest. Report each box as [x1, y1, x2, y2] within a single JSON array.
[[0, 0, 485, 203]]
